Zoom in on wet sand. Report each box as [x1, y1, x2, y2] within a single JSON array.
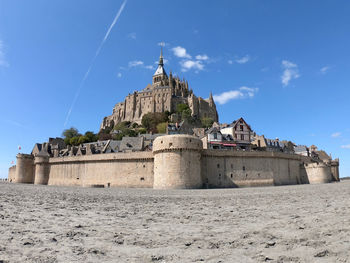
[[0, 181, 349, 262]]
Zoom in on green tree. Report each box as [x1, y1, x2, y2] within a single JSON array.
[[62, 127, 81, 145], [156, 122, 167, 133], [201, 117, 214, 128], [176, 103, 190, 114], [62, 127, 80, 139], [141, 112, 169, 132], [176, 103, 192, 121], [69, 136, 80, 146], [84, 131, 98, 142]]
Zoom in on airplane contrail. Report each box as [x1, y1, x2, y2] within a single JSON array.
[[64, 0, 127, 127]]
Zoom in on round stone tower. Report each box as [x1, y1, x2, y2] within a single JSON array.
[[34, 153, 50, 185], [304, 162, 332, 184], [15, 154, 35, 183], [153, 134, 203, 189]]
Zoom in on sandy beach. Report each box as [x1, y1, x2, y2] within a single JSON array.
[[0, 181, 349, 262]]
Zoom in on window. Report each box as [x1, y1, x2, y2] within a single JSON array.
[[240, 125, 244, 131], [214, 133, 217, 139], [243, 166, 246, 171], [217, 164, 220, 168], [231, 174, 233, 178], [241, 134, 244, 140]]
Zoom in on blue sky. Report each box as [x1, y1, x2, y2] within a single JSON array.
[[0, 0, 350, 178]]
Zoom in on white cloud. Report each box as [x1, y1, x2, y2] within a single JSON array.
[[195, 54, 209, 60], [0, 40, 9, 67], [341, 144, 350, 149], [281, 60, 300, 86], [180, 60, 204, 72], [320, 66, 330, 74], [331, 132, 341, 138], [128, 60, 144, 67], [127, 32, 136, 40], [154, 58, 169, 65], [172, 46, 191, 59], [144, 65, 155, 70], [236, 55, 250, 64], [213, 87, 258, 105], [228, 60, 233, 65], [117, 72, 122, 78]]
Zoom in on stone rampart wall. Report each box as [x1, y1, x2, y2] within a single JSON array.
[[8, 135, 337, 188], [47, 152, 154, 188], [302, 162, 332, 184], [201, 150, 302, 188], [8, 166, 16, 182]]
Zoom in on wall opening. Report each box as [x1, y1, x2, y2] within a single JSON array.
[[140, 177, 145, 181]]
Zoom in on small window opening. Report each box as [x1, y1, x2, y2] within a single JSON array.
[[217, 164, 220, 168], [243, 166, 245, 171], [140, 177, 145, 181]]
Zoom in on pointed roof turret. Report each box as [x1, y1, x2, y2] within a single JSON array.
[[153, 48, 167, 77]]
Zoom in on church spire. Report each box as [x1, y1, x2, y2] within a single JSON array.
[[159, 47, 164, 66], [153, 48, 167, 85]]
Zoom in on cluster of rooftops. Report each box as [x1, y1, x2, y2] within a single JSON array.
[[30, 117, 334, 164]]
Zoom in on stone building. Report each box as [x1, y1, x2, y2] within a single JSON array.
[[100, 50, 218, 130], [220, 117, 253, 149]]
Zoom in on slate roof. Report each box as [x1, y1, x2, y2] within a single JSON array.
[[206, 126, 221, 134], [120, 137, 144, 151], [294, 145, 308, 153], [154, 64, 167, 76]]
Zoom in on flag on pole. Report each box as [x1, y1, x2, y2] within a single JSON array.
[[18, 145, 21, 151]]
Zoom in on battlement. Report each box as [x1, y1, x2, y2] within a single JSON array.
[[153, 134, 203, 153], [9, 143, 339, 190]]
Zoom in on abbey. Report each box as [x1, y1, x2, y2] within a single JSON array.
[[7, 50, 340, 189], [100, 50, 218, 130]]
